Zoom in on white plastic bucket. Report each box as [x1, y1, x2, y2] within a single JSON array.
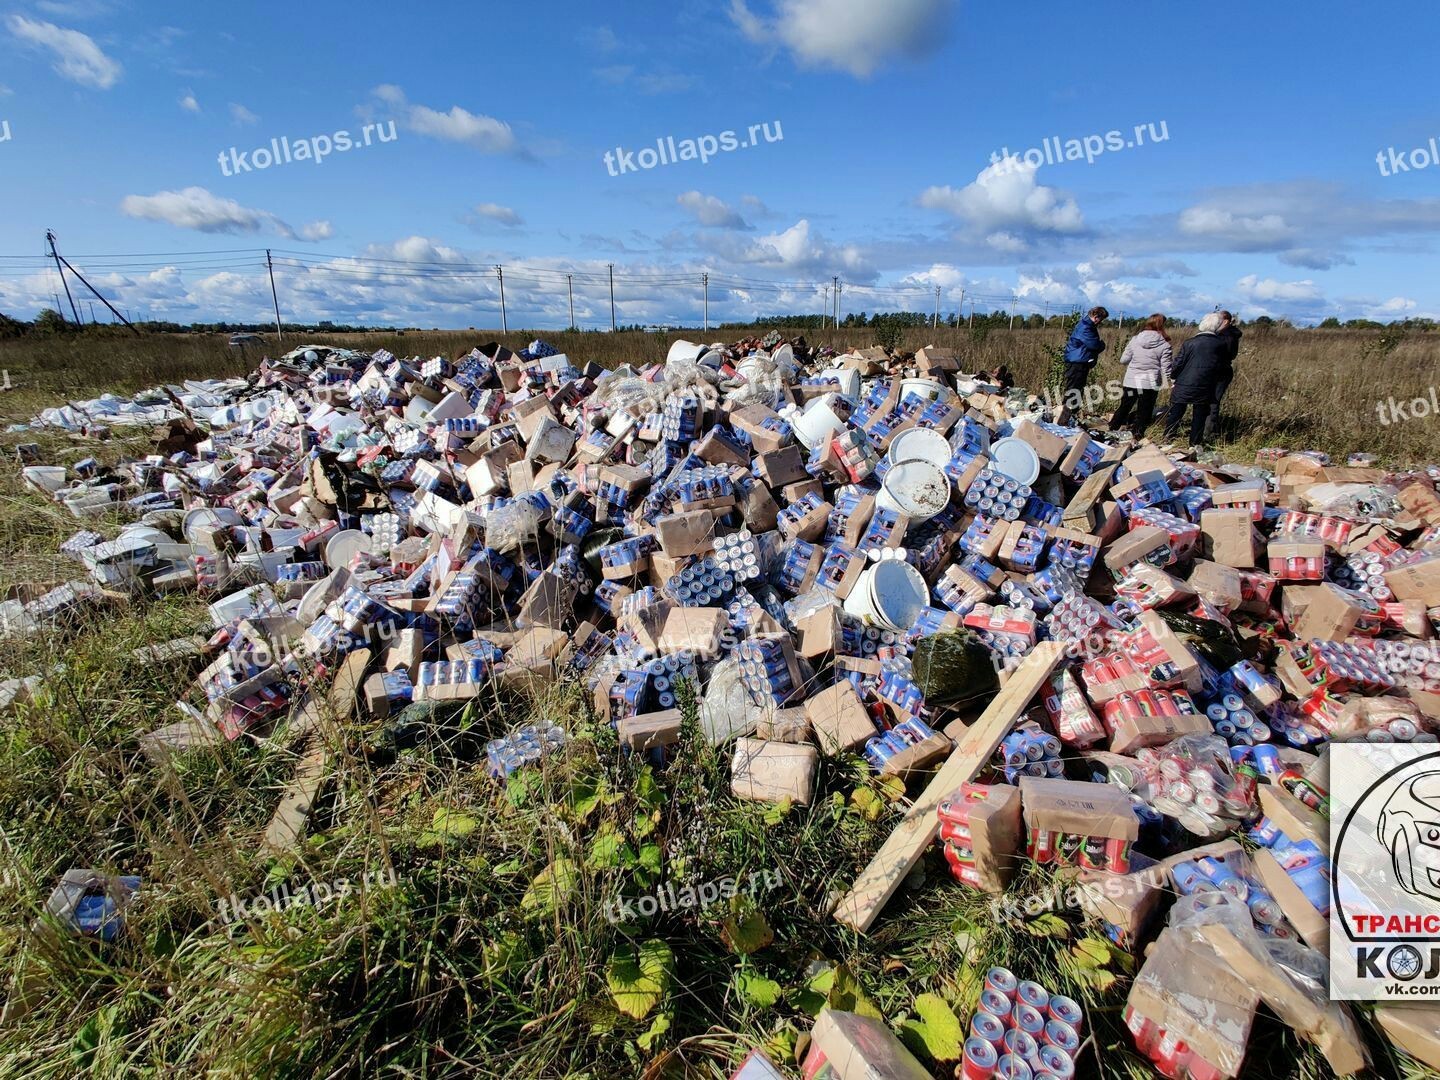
[[843, 558, 929, 632], [818, 367, 861, 398], [877, 459, 951, 521], [989, 437, 1041, 486], [666, 339, 706, 366], [791, 393, 847, 450], [899, 377, 945, 403], [886, 427, 953, 470]]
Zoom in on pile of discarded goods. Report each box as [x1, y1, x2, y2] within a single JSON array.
[[13, 333, 1440, 1078]]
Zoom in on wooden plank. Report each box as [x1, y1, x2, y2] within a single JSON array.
[[262, 741, 330, 855], [1062, 464, 1118, 531], [832, 641, 1064, 933]]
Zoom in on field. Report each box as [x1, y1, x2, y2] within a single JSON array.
[[0, 324, 1434, 1079]]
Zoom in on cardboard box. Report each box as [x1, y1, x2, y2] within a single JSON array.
[[1375, 1005, 1440, 1072], [1106, 526, 1172, 572], [755, 705, 810, 743], [801, 1009, 931, 1080], [1397, 481, 1440, 526], [658, 605, 728, 658], [1201, 508, 1257, 568], [1108, 705, 1210, 755], [1188, 560, 1243, 611], [731, 738, 818, 805], [1067, 854, 1167, 951], [1013, 418, 1067, 470], [948, 783, 1023, 894], [1126, 928, 1258, 1079], [617, 709, 683, 752], [1250, 847, 1328, 954], [1019, 777, 1140, 842], [654, 509, 715, 558], [1292, 582, 1372, 641], [1385, 553, 1440, 605], [805, 681, 877, 755]]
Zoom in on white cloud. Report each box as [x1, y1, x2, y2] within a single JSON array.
[[120, 186, 311, 239], [919, 159, 1084, 236], [1076, 253, 1197, 279], [363, 236, 470, 264], [6, 14, 120, 89], [1178, 206, 1293, 249], [730, 0, 952, 77], [229, 102, 258, 125], [581, 25, 621, 52], [710, 218, 871, 277], [0, 84, 14, 96], [1235, 273, 1323, 303], [594, 65, 694, 94], [473, 202, 523, 227], [299, 220, 334, 242], [676, 191, 750, 229], [374, 85, 520, 155], [179, 90, 199, 113]]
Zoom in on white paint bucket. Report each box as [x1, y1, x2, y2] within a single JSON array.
[[818, 367, 861, 398], [791, 393, 847, 450], [843, 558, 929, 632], [666, 339, 706, 366], [886, 427, 953, 470], [899, 377, 945, 403], [876, 459, 952, 522]]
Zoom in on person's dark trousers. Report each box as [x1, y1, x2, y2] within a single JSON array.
[[1204, 373, 1234, 440], [1058, 362, 1090, 423], [1162, 400, 1208, 446], [1110, 387, 1158, 435]]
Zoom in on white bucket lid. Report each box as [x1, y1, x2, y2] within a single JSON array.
[[880, 459, 951, 521], [990, 437, 1041, 486], [869, 559, 929, 632], [886, 427, 953, 470], [324, 529, 370, 570]]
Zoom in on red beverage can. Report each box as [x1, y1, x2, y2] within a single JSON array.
[[985, 966, 1019, 1000], [1042, 1019, 1079, 1054], [1038, 1044, 1075, 1080], [962, 1036, 999, 1080], [1114, 691, 1143, 721], [1153, 1029, 1190, 1079], [1001, 1028, 1038, 1063], [1012, 1002, 1046, 1038], [995, 1053, 1032, 1080], [1048, 995, 1084, 1033], [1016, 981, 1049, 1012], [980, 987, 1013, 1019], [1105, 836, 1132, 873], [1150, 689, 1176, 716], [972, 1011, 1007, 1047], [1123, 1005, 1158, 1054], [1028, 827, 1054, 864], [1133, 688, 1161, 717]]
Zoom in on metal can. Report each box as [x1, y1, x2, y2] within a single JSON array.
[[963, 1036, 999, 1080], [1037, 1044, 1075, 1080], [985, 967, 1019, 1000], [971, 1011, 1007, 1047], [1042, 1019, 1080, 1054], [1047, 995, 1083, 1033], [1016, 981, 1049, 1012], [1012, 1002, 1046, 1038], [1001, 1028, 1038, 1063], [994, 1053, 1032, 1080], [980, 987, 1013, 1019]]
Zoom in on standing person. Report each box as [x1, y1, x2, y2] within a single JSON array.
[[1205, 310, 1242, 439], [1162, 312, 1230, 449], [1058, 306, 1108, 423], [1108, 313, 1172, 437]]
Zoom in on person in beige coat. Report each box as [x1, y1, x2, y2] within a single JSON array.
[[1108, 313, 1173, 436]]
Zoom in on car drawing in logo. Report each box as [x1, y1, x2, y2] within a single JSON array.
[[1377, 769, 1440, 903]]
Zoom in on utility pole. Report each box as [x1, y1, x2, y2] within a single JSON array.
[[968, 299, 975, 328], [934, 285, 940, 329], [266, 249, 284, 344], [50, 236, 139, 335], [496, 265, 507, 333], [1008, 296, 1017, 330], [1118, 311, 1124, 330], [823, 285, 829, 328], [46, 230, 80, 324], [1043, 301, 1049, 324], [957, 289, 965, 330], [608, 263, 616, 332], [702, 272, 708, 333], [566, 273, 574, 330], [832, 275, 839, 328], [88, 301, 96, 324]]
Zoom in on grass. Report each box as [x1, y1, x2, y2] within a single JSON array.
[[0, 324, 1434, 1077]]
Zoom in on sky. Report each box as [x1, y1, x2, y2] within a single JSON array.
[[2, 0, 1440, 329]]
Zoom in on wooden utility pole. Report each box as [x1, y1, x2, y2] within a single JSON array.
[[496, 265, 507, 333], [567, 273, 574, 330], [608, 263, 616, 331], [46, 230, 80, 324]]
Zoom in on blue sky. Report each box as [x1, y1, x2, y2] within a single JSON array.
[[2, 0, 1440, 328]]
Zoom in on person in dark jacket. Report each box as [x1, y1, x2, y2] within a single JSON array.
[[1058, 306, 1108, 423], [1162, 312, 1230, 447], [1204, 310, 1242, 439]]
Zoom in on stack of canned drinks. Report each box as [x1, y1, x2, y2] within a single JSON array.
[[415, 658, 491, 696], [735, 637, 798, 707], [937, 783, 1005, 888], [660, 394, 700, 443], [1331, 548, 1394, 601], [663, 554, 736, 606], [964, 603, 1037, 657], [484, 722, 567, 779], [642, 652, 698, 710], [963, 968, 1084, 1080], [1372, 639, 1440, 692], [997, 724, 1064, 782], [963, 468, 1031, 521], [1045, 591, 1125, 649], [1199, 689, 1273, 747], [862, 715, 939, 771]]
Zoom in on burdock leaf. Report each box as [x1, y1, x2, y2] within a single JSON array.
[[606, 939, 674, 1020], [520, 857, 578, 918], [899, 992, 965, 1062]]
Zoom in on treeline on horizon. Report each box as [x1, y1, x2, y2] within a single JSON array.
[[1, 307, 1435, 341]]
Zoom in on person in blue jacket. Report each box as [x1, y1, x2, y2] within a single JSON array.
[[1058, 306, 1108, 423]]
